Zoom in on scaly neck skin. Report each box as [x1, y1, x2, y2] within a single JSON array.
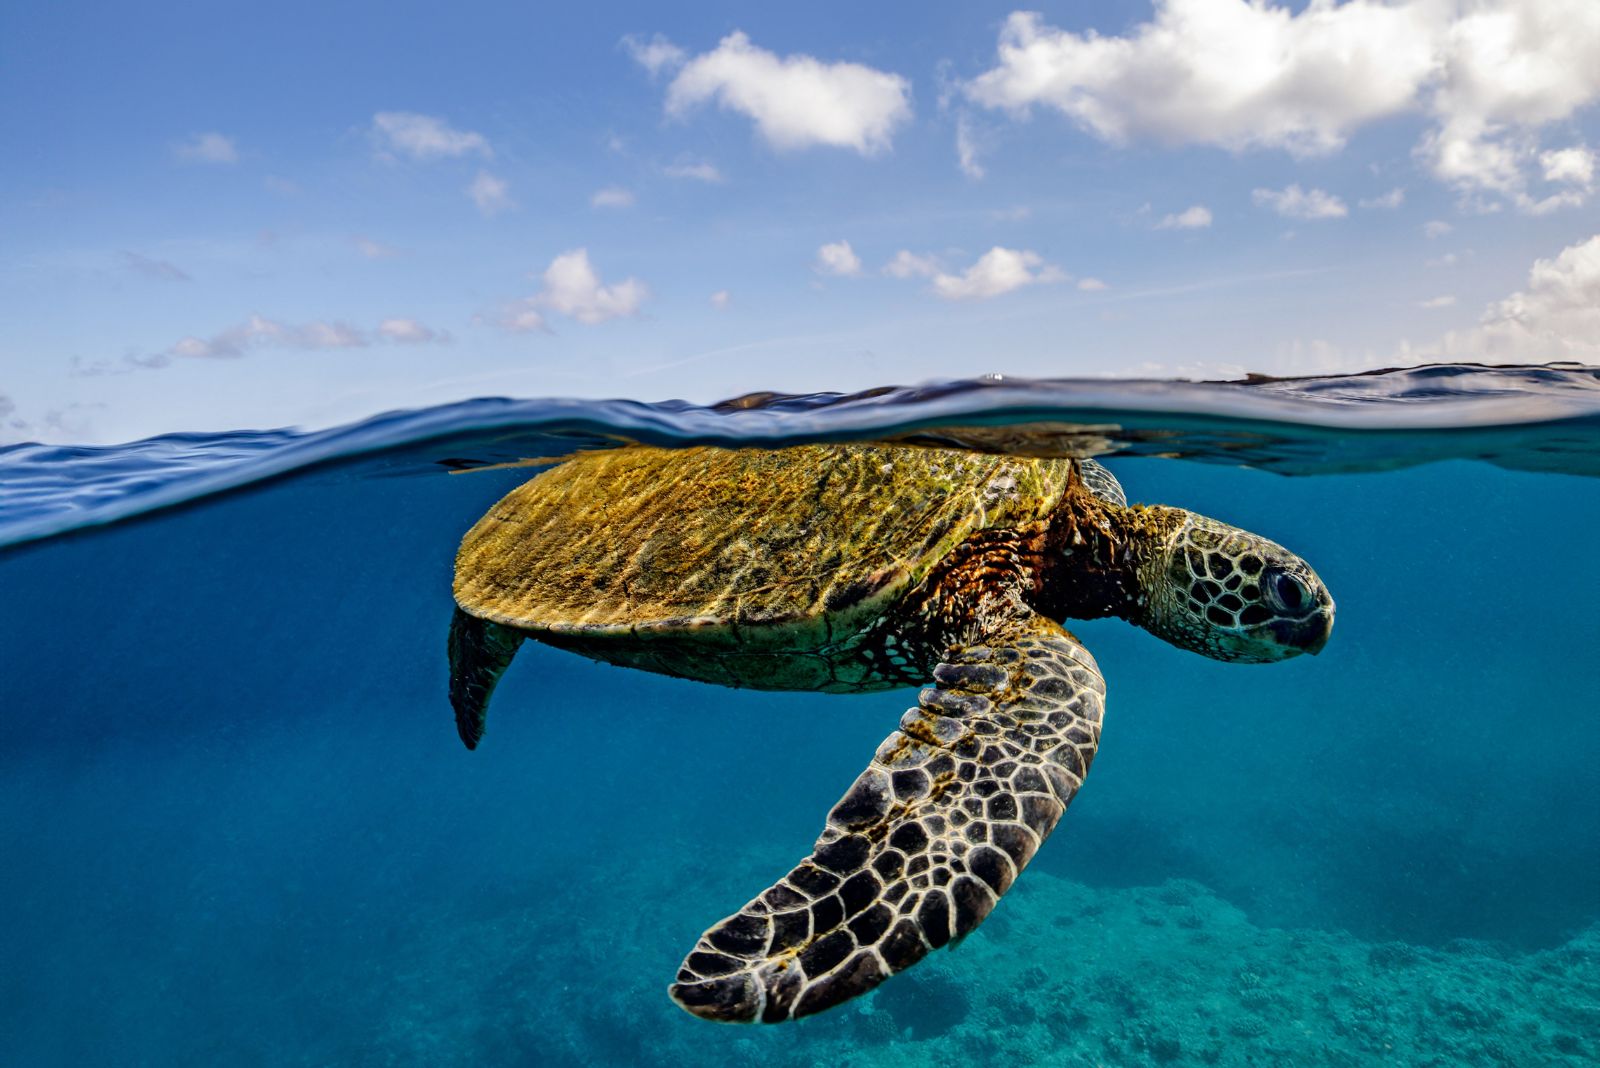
[[1031, 488, 1187, 626]]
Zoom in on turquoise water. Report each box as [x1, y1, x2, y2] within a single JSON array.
[[2, 367, 1598, 1065]]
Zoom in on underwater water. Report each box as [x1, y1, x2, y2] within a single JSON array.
[[2, 366, 1598, 1066]]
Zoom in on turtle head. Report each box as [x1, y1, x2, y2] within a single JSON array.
[[1133, 509, 1334, 663]]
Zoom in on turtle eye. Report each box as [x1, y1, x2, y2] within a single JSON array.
[[1264, 568, 1308, 613]]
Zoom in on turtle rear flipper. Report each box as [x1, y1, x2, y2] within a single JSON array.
[[447, 608, 525, 750], [669, 611, 1105, 1022]]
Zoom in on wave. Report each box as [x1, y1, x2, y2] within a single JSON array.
[[3, 362, 1597, 549]]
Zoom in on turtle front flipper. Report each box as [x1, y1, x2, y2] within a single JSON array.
[[447, 608, 525, 750], [669, 612, 1106, 1022]]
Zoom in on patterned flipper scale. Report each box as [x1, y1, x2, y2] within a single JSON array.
[[669, 612, 1106, 1022]]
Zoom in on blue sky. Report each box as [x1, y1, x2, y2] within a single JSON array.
[[3, 0, 1598, 443]]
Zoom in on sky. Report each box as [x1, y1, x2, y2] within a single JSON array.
[[2, 0, 1599, 444]]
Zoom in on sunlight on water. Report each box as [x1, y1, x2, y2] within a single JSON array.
[[2, 365, 1597, 1066]]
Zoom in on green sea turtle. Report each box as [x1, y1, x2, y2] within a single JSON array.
[[447, 443, 1333, 1023]]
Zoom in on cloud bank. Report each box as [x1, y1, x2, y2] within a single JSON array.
[[965, 1, 1600, 211], [1423, 232, 1600, 362]]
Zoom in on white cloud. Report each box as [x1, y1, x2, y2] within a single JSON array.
[[1156, 204, 1213, 230], [815, 240, 863, 277], [883, 250, 941, 279], [1418, 294, 1456, 308], [929, 247, 1067, 301], [662, 157, 725, 182], [1359, 187, 1406, 209], [1419, 233, 1600, 362], [120, 251, 190, 282], [965, 2, 1600, 211], [1426, 252, 1461, 267], [1423, 219, 1453, 238], [377, 318, 450, 344], [1252, 184, 1347, 219], [1541, 145, 1595, 187], [1518, 189, 1588, 216], [353, 236, 402, 260], [590, 186, 636, 209], [174, 132, 238, 164], [623, 33, 686, 77], [467, 171, 514, 216], [965, 5, 1435, 156], [1077, 277, 1109, 291], [503, 249, 648, 330], [661, 31, 912, 154], [263, 175, 300, 196], [710, 289, 731, 309], [1419, 5, 1600, 208], [372, 112, 491, 161]]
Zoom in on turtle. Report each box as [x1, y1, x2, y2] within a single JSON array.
[[447, 443, 1334, 1023]]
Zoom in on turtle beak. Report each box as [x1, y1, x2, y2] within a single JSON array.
[[1304, 598, 1335, 655], [1269, 597, 1334, 656]]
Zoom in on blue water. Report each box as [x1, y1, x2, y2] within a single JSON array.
[[3, 367, 1598, 1065]]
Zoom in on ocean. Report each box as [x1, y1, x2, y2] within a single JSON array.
[[2, 365, 1597, 1066]]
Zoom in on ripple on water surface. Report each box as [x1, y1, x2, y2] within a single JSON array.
[[4, 363, 1599, 548]]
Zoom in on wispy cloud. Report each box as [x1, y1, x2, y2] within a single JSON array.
[[173, 132, 238, 164], [371, 112, 491, 161], [1423, 219, 1453, 238], [1359, 187, 1406, 210], [1418, 294, 1456, 308], [466, 171, 514, 216], [662, 157, 725, 183], [352, 235, 403, 260], [710, 289, 731, 309], [169, 317, 367, 359], [955, 115, 985, 179], [883, 250, 941, 279], [1253, 185, 1348, 220], [643, 31, 912, 155], [590, 186, 636, 209], [116, 313, 453, 367], [120, 251, 190, 282], [622, 33, 686, 77], [376, 317, 450, 344]]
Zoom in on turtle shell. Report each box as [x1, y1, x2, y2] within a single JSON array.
[[453, 443, 1076, 649]]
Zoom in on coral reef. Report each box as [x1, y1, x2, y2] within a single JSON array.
[[361, 865, 1598, 1067]]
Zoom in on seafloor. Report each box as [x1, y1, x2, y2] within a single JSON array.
[[364, 858, 1598, 1068]]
